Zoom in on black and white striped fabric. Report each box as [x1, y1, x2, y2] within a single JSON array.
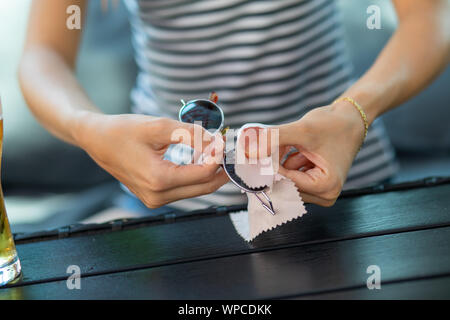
[[124, 0, 398, 210]]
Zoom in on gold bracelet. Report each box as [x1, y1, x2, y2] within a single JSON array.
[[333, 97, 369, 141]]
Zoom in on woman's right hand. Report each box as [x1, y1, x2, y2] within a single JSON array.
[[73, 112, 227, 208]]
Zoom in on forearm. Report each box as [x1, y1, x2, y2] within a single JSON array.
[[340, 0, 450, 125], [19, 46, 102, 146]]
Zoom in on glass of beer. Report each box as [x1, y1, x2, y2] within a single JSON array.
[[0, 98, 21, 286]]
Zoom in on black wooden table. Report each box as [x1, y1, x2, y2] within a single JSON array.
[[1, 177, 450, 299]]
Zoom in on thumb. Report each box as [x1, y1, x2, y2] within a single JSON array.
[[151, 118, 222, 154], [277, 120, 310, 148], [239, 125, 274, 160], [241, 121, 308, 159]]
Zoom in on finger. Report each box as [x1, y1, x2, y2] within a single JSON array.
[[278, 165, 327, 195], [279, 146, 291, 161], [159, 158, 223, 190], [283, 152, 311, 170], [277, 121, 309, 147], [239, 126, 280, 160], [151, 118, 219, 154], [240, 122, 310, 160], [240, 126, 265, 159], [149, 126, 224, 190], [299, 192, 335, 207], [192, 132, 224, 165], [301, 164, 315, 172], [172, 124, 224, 167], [192, 148, 203, 164], [203, 131, 225, 164], [158, 169, 229, 204]]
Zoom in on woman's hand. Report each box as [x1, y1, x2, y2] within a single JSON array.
[[73, 112, 227, 208], [275, 101, 365, 206]]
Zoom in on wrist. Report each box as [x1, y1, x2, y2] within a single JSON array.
[[70, 110, 105, 149], [339, 89, 382, 126], [331, 100, 367, 147]]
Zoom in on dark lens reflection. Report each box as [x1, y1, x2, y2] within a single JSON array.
[[223, 150, 266, 192], [180, 100, 223, 131]]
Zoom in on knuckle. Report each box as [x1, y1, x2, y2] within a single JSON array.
[[196, 165, 217, 182], [206, 181, 220, 193], [144, 202, 159, 209], [143, 195, 165, 209], [321, 198, 337, 207], [147, 118, 163, 131], [149, 182, 166, 193], [150, 118, 172, 133], [147, 176, 167, 192], [322, 187, 341, 203], [155, 117, 171, 128], [334, 176, 344, 192], [315, 182, 329, 194], [206, 166, 219, 178], [321, 174, 342, 201], [297, 121, 316, 144]]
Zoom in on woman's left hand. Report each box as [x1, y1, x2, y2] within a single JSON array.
[[272, 101, 366, 206]]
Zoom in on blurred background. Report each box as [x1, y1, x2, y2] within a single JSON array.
[[0, 0, 449, 234]]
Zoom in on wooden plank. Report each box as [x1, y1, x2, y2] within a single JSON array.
[[252, 182, 450, 247], [2, 227, 450, 299], [294, 276, 450, 299], [8, 183, 450, 286]]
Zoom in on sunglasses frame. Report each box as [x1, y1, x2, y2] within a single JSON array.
[[178, 99, 225, 134], [223, 150, 276, 215], [178, 98, 276, 216]]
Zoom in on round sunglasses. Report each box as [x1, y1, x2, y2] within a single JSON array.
[[178, 98, 224, 133], [178, 93, 275, 215]]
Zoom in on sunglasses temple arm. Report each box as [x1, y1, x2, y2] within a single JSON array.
[[255, 191, 276, 215]]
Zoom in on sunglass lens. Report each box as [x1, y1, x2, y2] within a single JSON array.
[[180, 100, 223, 131]]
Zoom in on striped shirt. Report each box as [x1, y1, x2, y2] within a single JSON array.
[[124, 0, 398, 210]]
